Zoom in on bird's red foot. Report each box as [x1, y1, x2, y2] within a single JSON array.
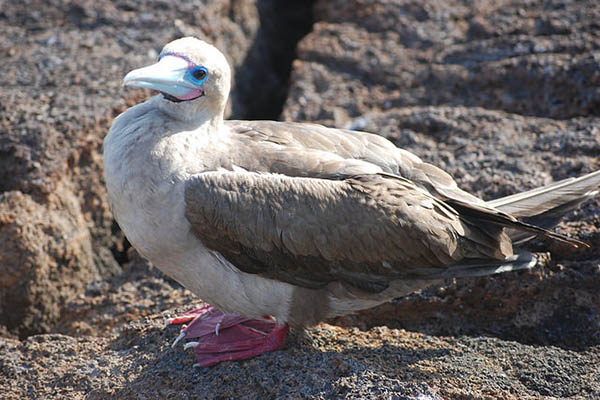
[[167, 305, 289, 367]]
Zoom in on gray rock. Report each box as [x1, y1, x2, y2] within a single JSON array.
[[1, 0, 599, 398], [1, 320, 599, 399], [284, 0, 600, 124]]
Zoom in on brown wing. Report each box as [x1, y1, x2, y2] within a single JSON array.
[[222, 121, 585, 248], [184, 171, 512, 293]]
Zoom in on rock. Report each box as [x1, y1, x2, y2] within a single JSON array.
[[0, 185, 99, 338], [1, 320, 599, 399], [1, 0, 600, 398], [285, 0, 600, 125]]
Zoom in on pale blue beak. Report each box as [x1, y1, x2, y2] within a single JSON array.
[[123, 55, 201, 100]]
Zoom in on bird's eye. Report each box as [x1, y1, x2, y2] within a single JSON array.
[[191, 67, 207, 81]]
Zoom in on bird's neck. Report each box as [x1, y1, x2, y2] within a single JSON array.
[[155, 96, 225, 129]]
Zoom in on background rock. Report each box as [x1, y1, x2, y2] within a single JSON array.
[[285, 0, 600, 125], [0, 183, 102, 338], [1, 0, 599, 398]]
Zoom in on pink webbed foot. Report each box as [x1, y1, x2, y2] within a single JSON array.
[[168, 305, 289, 367]]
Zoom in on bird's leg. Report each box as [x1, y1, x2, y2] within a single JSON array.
[[168, 305, 289, 367], [285, 326, 316, 349]]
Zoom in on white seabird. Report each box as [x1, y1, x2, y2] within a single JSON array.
[[103, 37, 600, 367]]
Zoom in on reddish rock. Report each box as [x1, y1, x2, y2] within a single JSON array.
[[1, 321, 599, 399], [0, 183, 102, 338]]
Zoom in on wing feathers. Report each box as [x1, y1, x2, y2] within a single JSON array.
[[183, 121, 593, 293], [184, 171, 513, 292]]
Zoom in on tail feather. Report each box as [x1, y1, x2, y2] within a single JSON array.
[[427, 171, 598, 280], [431, 251, 537, 279], [487, 170, 600, 244], [489, 170, 600, 218], [448, 198, 589, 248]]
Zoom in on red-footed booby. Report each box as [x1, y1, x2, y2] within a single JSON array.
[[103, 37, 600, 367]]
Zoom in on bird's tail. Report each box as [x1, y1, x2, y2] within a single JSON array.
[[425, 171, 599, 280], [430, 251, 537, 279], [487, 170, 600, 244]]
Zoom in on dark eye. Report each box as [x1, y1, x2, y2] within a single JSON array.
[[192, 67, 207, 81]]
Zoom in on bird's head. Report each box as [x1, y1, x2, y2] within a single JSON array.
[[123, 37, 231, 123]]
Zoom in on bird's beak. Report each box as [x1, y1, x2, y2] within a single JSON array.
[[123, 55, 201, 100]]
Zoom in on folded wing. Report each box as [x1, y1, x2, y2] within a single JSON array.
[[184, 171, 515, 293]]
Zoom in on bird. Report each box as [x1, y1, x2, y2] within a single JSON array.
[[103, 37, 600, 367]]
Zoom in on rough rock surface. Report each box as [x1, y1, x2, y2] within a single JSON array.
[[1, 0, 600, 398], [0, 183, 102, 338], [2, 319, 599, 399], [285, 0, 600, 125]]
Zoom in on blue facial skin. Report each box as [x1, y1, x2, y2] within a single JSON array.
[[158, 52, 208, 88], [153, 54, 208, 100], [186, 66, 208, 87]]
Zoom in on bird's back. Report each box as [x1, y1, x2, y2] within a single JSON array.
[[224, 120, 488, 207]]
